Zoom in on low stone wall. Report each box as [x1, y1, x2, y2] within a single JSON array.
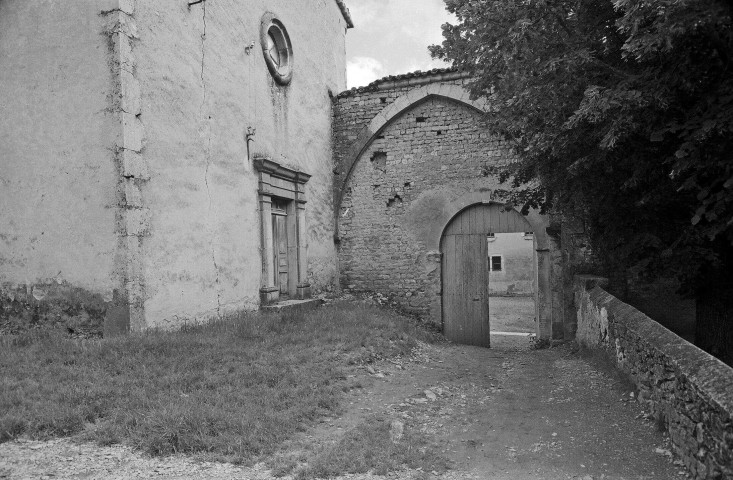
[[574, 275, 733, 479]]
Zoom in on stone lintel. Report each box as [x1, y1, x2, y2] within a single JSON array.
[[253, 157, 312, 186]]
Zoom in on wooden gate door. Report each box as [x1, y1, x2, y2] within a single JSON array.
[[441, 204, 533, 347], [442, 208, 490, 347]]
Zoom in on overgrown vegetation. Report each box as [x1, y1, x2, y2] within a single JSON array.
[[0, 302, 436, 465], [430, 0, 733, 362]]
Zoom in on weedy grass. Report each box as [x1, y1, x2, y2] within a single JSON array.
[[291, 415, 451, 479], [0, 302, 436, 464]]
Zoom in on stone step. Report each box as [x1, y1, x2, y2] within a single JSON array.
[[261, 298, 324, 314]]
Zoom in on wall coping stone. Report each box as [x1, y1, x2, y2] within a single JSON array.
[[336, 68, 469, 98], [587, 285, 733, 413], [576, 277, 733, 478]]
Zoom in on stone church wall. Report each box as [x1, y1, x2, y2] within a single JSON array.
[[131, 0, 347, 329], [0, 1, 122, 335], [0, 0, 348, 333]]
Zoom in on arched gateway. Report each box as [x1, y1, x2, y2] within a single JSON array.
[[441, 203, 534, 346], [332, 70, 568, 343]]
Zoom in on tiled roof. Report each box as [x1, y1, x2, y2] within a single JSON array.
[[334, 0, 354, 28], [337, 67, 465, 98]]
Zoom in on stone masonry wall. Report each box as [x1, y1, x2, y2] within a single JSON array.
[[332, 71, 469, 201], [334, 79, 519, 321], [575, 276, 733, 479]]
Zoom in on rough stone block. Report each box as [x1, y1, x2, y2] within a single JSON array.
[[99, 0, 121, 12], [121, 150, 149, 180], [129, 303, 146, 332], [115, 34, 136, 73], [104, 298, 130, 337], [116, 13, 139, 39], [119, 0, 136, 15], [122, 208, 150, 237], [118, 112, 144, 152], [259, 287, 279, 305], [296, 283, 312, 300], [123, 178, 143, 208], [120, 70, 141, 115]]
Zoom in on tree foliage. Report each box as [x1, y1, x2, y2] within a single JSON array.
[[430, 0, 733, 290]]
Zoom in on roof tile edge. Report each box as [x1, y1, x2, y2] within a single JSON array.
[[335, 0, 354, 28], [336, 67, 469, 99]]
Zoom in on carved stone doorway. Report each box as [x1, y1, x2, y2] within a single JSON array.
[[254, 157, 311, 304]]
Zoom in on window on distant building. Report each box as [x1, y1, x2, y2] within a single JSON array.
[[489, 255, 502, 272]]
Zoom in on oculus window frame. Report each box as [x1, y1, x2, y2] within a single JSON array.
[[260, 13, 293, 86]]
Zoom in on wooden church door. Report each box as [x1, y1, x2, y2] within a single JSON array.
[[272, 200, 289, 295]]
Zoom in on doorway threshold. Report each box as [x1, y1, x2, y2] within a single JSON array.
[[261, 298, 323, 314], [490, 331, 536, 337]]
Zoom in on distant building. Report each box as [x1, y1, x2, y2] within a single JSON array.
[[486, 232, 535, 296]]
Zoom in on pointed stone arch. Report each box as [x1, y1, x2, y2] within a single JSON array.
[[334, 84, 489, 212], [333, 79, 572, 341]]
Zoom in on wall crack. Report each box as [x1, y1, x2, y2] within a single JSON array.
[[204, 129, 221, 318], [197, 1, 221, 317], [200, 2, 207, 92]]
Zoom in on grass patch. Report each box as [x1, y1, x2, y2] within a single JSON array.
[[0, 302, 435, 464], [290, 415, 451, 479]]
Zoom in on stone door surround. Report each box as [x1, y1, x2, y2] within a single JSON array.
[[254, 156, 311, 304]]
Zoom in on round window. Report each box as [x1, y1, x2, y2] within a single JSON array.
[[260, 14, 293, 85]]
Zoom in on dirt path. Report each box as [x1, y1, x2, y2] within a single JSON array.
[[0, 336, 688, 480], [330, 337, 689, 480], [489, 295, 536, 333]]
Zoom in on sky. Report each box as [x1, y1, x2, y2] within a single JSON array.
[[345, 0, 456, 88]]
